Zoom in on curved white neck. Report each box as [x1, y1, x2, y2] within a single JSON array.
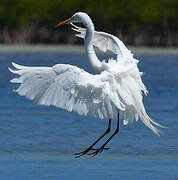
[[84, 22, 102, 73]]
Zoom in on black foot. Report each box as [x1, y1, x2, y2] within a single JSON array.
[[87, 145, 110, 157], [74, 149, 91, 158], [74, 146, 110, 158]]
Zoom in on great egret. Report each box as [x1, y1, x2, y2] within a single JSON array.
[[9, 12, 164, 158]]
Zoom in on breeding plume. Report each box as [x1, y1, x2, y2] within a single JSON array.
[[9, 12, 163, 157]]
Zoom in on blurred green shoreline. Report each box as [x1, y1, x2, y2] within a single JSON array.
[[0, 44, 178, 55], [1, 1, 178, 46]]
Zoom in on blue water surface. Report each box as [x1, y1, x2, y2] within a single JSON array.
[[0, 50, 178, 180]]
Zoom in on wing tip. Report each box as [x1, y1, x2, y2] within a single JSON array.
[[11, 62, 25, 69]]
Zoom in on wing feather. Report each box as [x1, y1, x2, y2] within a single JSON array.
[[9, 62, 125, 119], [71, 23, 133, 61]]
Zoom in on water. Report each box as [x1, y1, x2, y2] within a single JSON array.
[[0, 51, 178, 179]]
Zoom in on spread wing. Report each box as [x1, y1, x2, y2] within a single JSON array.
[[71, 23, 133, 60], [9, 62, 125, 119]]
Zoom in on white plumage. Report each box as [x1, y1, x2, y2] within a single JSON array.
[[9, 12, 163, 136]]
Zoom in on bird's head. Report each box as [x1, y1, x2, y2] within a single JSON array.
[[56, 12, 91, 27]]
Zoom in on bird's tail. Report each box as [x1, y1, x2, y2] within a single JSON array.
[[120, 73, 166, 135], [137, 103, 165, 135]]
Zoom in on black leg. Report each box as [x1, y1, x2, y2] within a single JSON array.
[[88, 112, 120, 157], [74, 119, 112, 158]]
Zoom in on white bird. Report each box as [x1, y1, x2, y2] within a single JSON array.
[[9, 12, 164, 157]]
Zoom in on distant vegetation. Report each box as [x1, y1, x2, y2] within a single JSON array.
[[0, 0, 178, 46]]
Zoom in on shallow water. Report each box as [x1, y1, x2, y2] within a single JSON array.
[[0, 51, 178, 179]]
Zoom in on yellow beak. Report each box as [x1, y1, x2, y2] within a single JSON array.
[[56, 18, 71, 27]]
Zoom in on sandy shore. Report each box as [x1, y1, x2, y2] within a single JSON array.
[[0, 44, 178, 55]]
